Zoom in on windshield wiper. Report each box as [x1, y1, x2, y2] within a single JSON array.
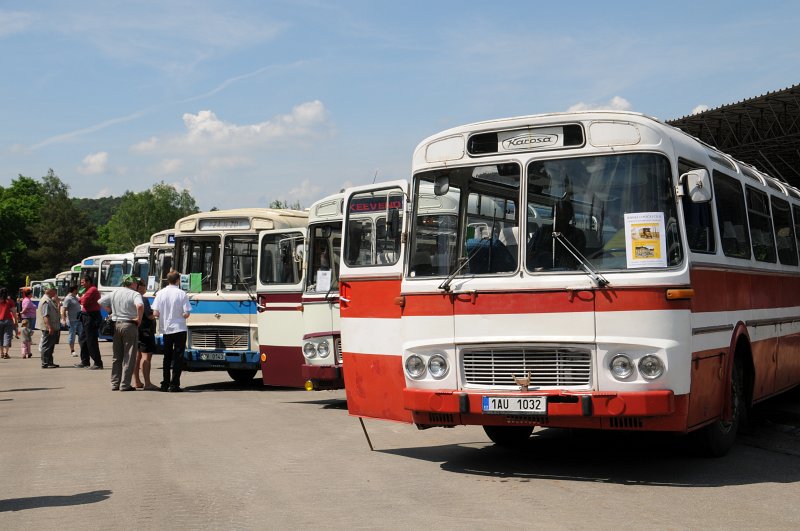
[[438, 242, 485, 292], [552, 231, 610, 288]]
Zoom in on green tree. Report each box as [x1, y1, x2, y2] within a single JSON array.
[[268, 199, 302, 210], [28, 169, 100, 279], [0, 175, 45, 289], [103, 182, 199, 252]]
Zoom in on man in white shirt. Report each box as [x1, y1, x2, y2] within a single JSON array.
[[99, 275, 144, 391], [152, 271, 191, 392]]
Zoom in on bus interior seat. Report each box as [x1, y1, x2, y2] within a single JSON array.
[[412, 251, 433, 276]]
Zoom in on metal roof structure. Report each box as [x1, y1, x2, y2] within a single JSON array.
[[666, 84, 800, 185]]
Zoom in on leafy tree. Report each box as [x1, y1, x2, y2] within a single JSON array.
[[102, 182, 199, 252], [0, 175, 44, 289], [268, 199, 302, 210], [72, 195, 123, 227], [28, 170, 100, 279]]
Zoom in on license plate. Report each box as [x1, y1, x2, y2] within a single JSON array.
[[204, 352, 226, 361], [482, 396, 547, 414]]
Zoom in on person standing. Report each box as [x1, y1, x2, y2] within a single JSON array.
[[75, 275, 103, 370], [19, 319, 32, 358], [152, 271, 191, 392], [99, 275, 144, 391], [20, 287, 37, 336], [133, 281, 159, 390], [60, 285, 83, 357], [37, 283, 60, 368], [0, 287, 18, 359]]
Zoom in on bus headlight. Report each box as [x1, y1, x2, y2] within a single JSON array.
[[317, 340, 330, 358], [428, 354, 448, 379], [303, 342, 317, 359], [610, 354, 633, 379], [405, 355, 426, 379], [638, 355, 664, 380]]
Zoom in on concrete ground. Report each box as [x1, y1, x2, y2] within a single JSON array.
[[1, 340, 799, 530]]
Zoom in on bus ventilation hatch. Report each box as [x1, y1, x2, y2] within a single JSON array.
[[609, 417, 644, 429]]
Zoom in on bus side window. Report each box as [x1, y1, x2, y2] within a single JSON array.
[[679, 160, 715, 254], [713, 171, 750, 259]]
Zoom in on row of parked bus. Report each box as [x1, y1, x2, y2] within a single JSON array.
[[28, 110, 800, 456]]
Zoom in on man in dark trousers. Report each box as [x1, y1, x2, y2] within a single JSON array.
[[74, 274, 104, 369], [152, 271, 191, 392]]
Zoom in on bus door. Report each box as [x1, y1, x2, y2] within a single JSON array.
[[340, 181, 409, 421], [257, 228, 307, 387]]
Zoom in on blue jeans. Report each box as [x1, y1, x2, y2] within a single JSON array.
[[67, 319, 83, 348]]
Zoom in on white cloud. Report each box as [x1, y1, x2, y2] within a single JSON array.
[[94, 187, 112, 199], [77, 151, 109, 175], [133, 100, 331, 155], [567, 96, 633, 113], [158, 158, 183, 174], [287, 178, 322, 203], [0, 10, 34, 37], [691, 104, 711, 115]]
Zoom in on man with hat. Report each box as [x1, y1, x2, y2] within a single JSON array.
[[37, 283, 61, 368], [99, 274, 144, 391]]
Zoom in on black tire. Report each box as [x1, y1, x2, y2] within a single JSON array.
[[694, 358, 743, 457], [483, 425, 534, 447], [227, 369, 257, 384]]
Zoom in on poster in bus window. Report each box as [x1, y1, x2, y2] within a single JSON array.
[[624, 212, 667, 268]]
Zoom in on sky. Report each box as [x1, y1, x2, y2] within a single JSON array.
[[1, 0, 799, 211]]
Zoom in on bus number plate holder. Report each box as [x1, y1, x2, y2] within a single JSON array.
[[482, 396, 547, 414]]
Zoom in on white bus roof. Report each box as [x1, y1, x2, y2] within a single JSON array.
[[174, 207, 308, 233]]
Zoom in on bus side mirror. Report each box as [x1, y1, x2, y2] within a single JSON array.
[[434, 175, 450, 196], [679, 169, 712, 203], [387, 208, 400, 240]]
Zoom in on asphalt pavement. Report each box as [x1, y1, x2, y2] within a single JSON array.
[[1, 340, 799, 530]]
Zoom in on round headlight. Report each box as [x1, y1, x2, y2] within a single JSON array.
[[317, 340, 330, 358], [405, 355, 426, 379], [638, 355, 664, 380], [610, 354, 633, 379], [428, 354, 448, 379], [303, 342, 317, 359]]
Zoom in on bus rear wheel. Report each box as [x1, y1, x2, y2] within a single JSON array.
[[694, 358, 743, 457], [483, 425, 534, 447], [227, 369, 257, 384]]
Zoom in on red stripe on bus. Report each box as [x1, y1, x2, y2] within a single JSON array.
[[342, 352, 412, 423], [258, 292, 303, 304], [340, 280, 403, 319], [691, 267, 800, 313]]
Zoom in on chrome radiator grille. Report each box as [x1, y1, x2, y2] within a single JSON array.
[[335, 338, 342, 364], [189, 327, 250, 350], [462, 346, 592, 388]]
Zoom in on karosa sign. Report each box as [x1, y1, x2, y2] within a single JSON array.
[[349, 197, 403, 213]]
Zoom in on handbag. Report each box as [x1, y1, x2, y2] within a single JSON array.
[[100, 316, 115, 336]]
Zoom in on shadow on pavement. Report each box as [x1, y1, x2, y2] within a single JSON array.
[[0, 387, 63, 393], [184, 379, 303, 393], [284, 398, 348, 410], [0, 490, 112, 512], [378, 427, 800, 488]]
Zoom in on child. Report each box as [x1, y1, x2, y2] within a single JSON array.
[[20, 319, 32, 359]]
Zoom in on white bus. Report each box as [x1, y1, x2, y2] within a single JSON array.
[[300, 193, 344, 390], [339, 110, 800, 456], [132, 241, 150, 284], [147, 229, 175, 294], [172, 208, 308, 383]]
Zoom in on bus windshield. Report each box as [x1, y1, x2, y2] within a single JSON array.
[[259, 232, 303, 285], [411, 153, 681, 277], [306, 223, 342, 292], [221, 236, 258, 292], [149, 248, 173, 290], [101, 261, 132, 287], [175, 237, 219, 292]]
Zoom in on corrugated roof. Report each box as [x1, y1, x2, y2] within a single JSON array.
[[666, 84, 800, 184]]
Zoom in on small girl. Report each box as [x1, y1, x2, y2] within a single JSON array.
[[20, 319, 32, 359]]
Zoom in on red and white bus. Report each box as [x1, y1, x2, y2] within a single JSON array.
[[300, 193, 345, 391], [339, 110, 800, 456]]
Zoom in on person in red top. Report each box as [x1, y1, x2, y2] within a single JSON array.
[[74, 275, 103, 369], [0, 287, 18, 359]]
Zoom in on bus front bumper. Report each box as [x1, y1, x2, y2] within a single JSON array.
[[403, 389, 687, 432], [301, 364, 344, 390], [184, 349, 260, 371]]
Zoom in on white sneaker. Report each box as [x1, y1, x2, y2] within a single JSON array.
[[71, 352, 78, 357]]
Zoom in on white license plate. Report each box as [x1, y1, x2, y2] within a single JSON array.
[[482, 396, 547, 414], [204, 352, 226, 361]]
